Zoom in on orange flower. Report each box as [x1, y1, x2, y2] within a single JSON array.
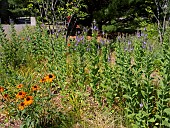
[[44, 74, 55, 82], [39, 78, 47, 83], [16, 91, 26, 99], [17, 84, 23, 89], [40, 74, 55, 83], [67, 43, 71, 47], [0, 86, 4, 92], [24, 96, 33, 106], [18, 102, 25, 110], [31, 85, 40, 91]]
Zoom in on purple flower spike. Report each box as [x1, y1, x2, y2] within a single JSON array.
[[76, 36, 81, 43], [140, 103, 143, 108], [41, 23, 45, 27], [137, 32, 141, 37], [124, 47, 128, 51], [128, 40, 131, 45], [130, 48, 134, 51], [94, 26, 97, 30], [142, 41, 147, 49], [92, 25, 98, 31], [75, 43, 78, 46], [81, 36, 84, 41], [108, 56, 111, 62]]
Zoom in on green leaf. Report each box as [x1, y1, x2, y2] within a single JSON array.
[[131, 123, 138, 128], [127, 113, 135, 119], [155, 115, 161, 119], [162, 118, 170, 127], [164, 98, 170, 102], [141, 90, 146, 98], [148, 118, 155, 123], [123, 94, 132, 100], [163, 108, 170, 115]]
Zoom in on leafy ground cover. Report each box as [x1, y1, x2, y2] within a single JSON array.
[[0, 24, 170, 128]]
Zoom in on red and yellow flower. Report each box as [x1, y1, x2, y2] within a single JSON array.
[[44, 74, 55, 82], [40, 74, 55, 83], [16, 91, 26, 99], [39, 78, 46, 83], [16, 84, 23, 89], [31, 85, 40, 91], [18, 102, 25, 110], [24, 96, 33, 106]]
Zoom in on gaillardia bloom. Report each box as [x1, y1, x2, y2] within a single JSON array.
[[31, 85, 40, 91], [0, 86, 4, 92], [16, 91, 26, 99], [44, 74, 55, 82], [18, 102, 25, 110], [17, 84, 23, 89], [24, 96, 33, 106]]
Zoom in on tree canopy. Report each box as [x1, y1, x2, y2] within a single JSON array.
[[0, 0, 169, 33]]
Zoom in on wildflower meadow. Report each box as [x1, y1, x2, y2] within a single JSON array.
[[0, 22, 170, 128]]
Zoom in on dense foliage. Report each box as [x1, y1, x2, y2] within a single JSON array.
[[0, 0, 170, 127], [0, 21, 170, 127]]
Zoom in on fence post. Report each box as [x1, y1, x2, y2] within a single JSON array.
[[31, 17, 36, 26]]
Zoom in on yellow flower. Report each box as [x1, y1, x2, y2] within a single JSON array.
[[16, 91, 26, 99], [39, 78, 46, 83], [0, 86, 4, 92], [31, 85, 40, 91], [24, 96, 33, 106], [44, 74, 55, 82], [18, 102, 25, 110], [39, 74, 55, 83], [17, 84, 23, 89]]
